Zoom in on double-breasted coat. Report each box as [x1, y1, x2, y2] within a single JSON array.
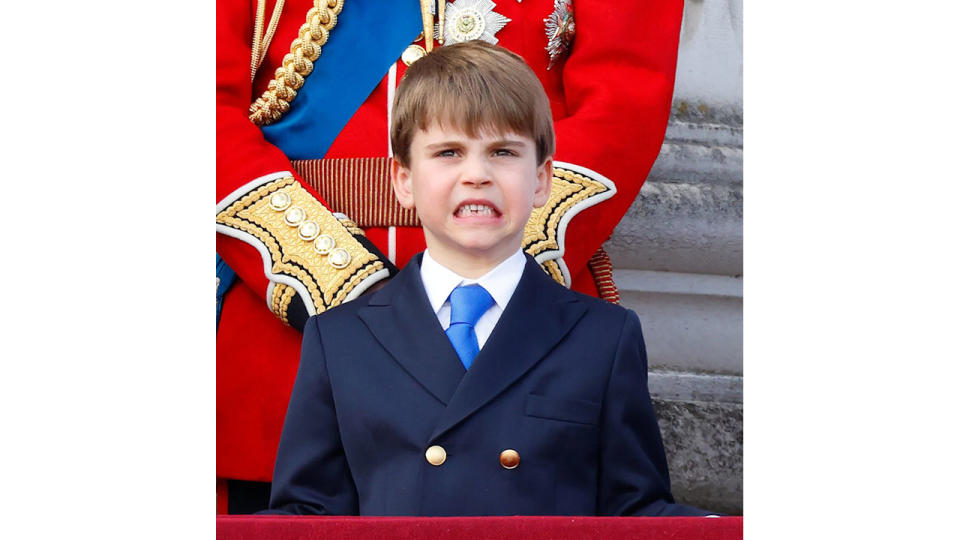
[[267, 254, 707, 516]]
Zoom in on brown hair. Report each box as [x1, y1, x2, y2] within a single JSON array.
[[390, 40, 555, 166]]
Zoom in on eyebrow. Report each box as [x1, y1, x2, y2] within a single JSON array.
[[424, 141, 465, 151], [423, 139, 528, 151], [490, 139, 527, 148]]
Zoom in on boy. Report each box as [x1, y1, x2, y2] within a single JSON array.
[[266, 40, 708, 516]]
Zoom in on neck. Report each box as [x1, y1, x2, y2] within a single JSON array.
[[425, 246, 520, 279]]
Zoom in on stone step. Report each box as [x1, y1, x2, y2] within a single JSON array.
[[606, 180, 742, 275], [649, 140, 743, 186], [665, 120, 743, 148], [649, 370, 742, 403], [614, 270, 742, 375]]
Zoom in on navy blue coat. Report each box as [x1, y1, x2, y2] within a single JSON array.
[[268, 253, 707, 516]]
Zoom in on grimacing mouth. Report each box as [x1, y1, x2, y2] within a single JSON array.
[[454, 199, 502, 217]]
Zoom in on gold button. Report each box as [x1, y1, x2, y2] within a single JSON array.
[[499, 449, 520, 469], [402, 44, 426, 66], [268, 191, 292, 211], [283, 206, 305, 226], [313, 234, 336, 255], [425, 445, 446, 466], [328, 247, 351, 269], [297, 220, 321, 241]]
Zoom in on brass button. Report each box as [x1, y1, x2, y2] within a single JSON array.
[[425, 445, 447, 466], [328, 247, 352, 269], [283, 206, 306, 226], [402, 44, 426, 66], [499, 449, 520, 469], [313, 234, 336, 255], [268, 191, 292, 211], [297, 220, 321, 241]]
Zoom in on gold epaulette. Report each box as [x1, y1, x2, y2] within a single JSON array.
[[216, 172, 390, 323], [524, 161, 617, 287]]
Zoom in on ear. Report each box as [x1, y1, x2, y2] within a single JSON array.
[[532, 158, 553, 208], [390, 157, 416, 209]]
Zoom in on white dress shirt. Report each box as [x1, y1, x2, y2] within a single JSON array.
[[419, 249, 526, 349]]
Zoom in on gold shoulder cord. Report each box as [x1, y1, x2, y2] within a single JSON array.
[[270, 282, 298, 324], [419, 0, 435, 51], [251, 0, 287, 81], [417, 0, 445, 52], [249, 0, 345, 126]]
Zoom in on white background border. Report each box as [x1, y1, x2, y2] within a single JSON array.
[[747, 1, 959, 536], [3, 1, 213, 537]]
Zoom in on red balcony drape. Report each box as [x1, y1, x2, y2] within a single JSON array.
[[217, 515, 743, 540]]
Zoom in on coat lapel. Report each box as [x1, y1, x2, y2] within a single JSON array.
[[428, 255, 587, 442], [357, 254, 465, 405]]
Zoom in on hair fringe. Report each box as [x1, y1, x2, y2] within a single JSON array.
[[391, 41, 555, 166]]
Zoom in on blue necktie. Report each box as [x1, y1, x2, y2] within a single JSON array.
[[446, 284, 495, 370]]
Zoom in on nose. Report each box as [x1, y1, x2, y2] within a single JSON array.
[[460, 155, 492, 187]]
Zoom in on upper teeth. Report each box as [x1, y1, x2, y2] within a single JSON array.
[[460, 204, 494, 216]]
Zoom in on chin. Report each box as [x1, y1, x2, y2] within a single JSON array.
[[461, 240, 520, 260], [454, 242, 501, 257]]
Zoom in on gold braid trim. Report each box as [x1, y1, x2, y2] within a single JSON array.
[[216, 176, 385, 314], [523, 167, 610, 257], [540, 259, 565, 284], [248, 0, 345, 126], [523, 166, 613, 284], [270, 283, 298, 325], [251, 0, 288, 80], [335, 215, 365, 237]]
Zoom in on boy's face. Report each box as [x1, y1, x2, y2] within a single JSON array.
[[391, 123, 552, 269]]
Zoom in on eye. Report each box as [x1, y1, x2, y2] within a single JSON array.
[[493, 148, 518, 157], [435, 149, 459, 158]]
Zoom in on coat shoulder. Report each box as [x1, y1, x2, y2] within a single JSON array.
[[564, 285, 638, 325], [304, 289, 376, 331]]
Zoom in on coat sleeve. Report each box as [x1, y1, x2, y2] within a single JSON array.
[[216, 0, 393, 330], [551, 0, 684, 276], [265, 315, 359, 515], [598, 309, 712, 516]]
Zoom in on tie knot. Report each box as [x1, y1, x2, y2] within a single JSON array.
[[449, 284, 494, 327]]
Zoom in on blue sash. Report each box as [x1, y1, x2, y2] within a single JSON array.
[[262, 1, 422, 159], [216, 253, 238, 330]]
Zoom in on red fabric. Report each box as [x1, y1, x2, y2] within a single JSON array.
[[216, 479, 228, 515], [217, 516, 743, 540], [217, 0, 683, 483], [216, 283, 302, 481]]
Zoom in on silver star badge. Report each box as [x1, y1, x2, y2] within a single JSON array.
[[439, 0, 511, 45]]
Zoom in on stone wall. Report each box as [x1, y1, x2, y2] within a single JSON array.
[[604, 0, 743, 514]]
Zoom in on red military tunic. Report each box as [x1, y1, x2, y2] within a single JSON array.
[[217, 0, 683, 484]]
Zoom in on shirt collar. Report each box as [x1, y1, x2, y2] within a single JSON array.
[[419, 249, 527, 315]]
